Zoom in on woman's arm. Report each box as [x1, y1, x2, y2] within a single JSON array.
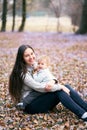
[[24, 72, 61, 93], [24, 72, 59, 92], [45, 83, 70, 95], [24, 72, 46, 92]]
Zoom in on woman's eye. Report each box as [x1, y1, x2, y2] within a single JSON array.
[[25, 54, 29, 57], [31, 52, 34, 55]]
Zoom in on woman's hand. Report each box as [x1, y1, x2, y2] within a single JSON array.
[[45, 80, 55, 91], [59, 84, 70, 95]]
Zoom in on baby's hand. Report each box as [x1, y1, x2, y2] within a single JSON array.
[[45, 85, 52, 91], [45, 80, 55, 91], [59, 85, 70, 95]]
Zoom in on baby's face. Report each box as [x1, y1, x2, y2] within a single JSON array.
[[38, 60, 47, 70]]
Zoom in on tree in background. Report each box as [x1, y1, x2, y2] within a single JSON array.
[[0, 1, 3, 19], [76, 0, 87, 34], [0, 0, 84, 32], [12, 0, 16, 31], [18, 0, 26, 31], [1, 0, 7, 31], [50, 0, 62, 32]]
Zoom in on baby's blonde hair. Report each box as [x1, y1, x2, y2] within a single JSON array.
[[38, 55, 50, 67]]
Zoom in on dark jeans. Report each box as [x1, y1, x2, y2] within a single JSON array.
[[24, 84, 87, 118]]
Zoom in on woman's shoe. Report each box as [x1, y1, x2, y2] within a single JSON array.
[[81, 112, 87, 121], [16, 102, 25, 110], [82, 117, 87, 121]]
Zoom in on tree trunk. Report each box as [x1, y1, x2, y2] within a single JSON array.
[[50, 0, 61, 32], [12, 0, 16, 31], [18, 0, 26, 31], [1, 0, 7, 31], [76, 0, 87, 34]]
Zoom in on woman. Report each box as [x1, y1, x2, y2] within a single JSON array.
[[9, 44, 87, 121]]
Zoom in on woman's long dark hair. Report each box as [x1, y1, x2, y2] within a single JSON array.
[[9, 45, 34, 103]]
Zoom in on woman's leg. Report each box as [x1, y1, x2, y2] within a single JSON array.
[[55, 90, 86, 118], [24, 92, 60, 114], [24, 90, 86, 119], [65, 84, 87, 111]]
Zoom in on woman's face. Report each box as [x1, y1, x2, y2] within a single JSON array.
[[23, 48, 36, 66]]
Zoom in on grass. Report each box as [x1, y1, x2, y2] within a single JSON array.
[[0, 16, 78, 32]]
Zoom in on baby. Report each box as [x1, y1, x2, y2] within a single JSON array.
[[33, 55, 58, 84], [33, 55, 70, 93]]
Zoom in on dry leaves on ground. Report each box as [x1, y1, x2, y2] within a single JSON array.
[[0, 32, 87, 130]]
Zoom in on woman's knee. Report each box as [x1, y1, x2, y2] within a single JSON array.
[[65, 84, 78, 96], [56, 90, 67, 98], [64, 84, 74, 91]]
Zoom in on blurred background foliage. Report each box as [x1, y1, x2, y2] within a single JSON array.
[[0, 0, 87, 34]]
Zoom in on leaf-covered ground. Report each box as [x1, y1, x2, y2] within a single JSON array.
[[0, 32, 87, 130]]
